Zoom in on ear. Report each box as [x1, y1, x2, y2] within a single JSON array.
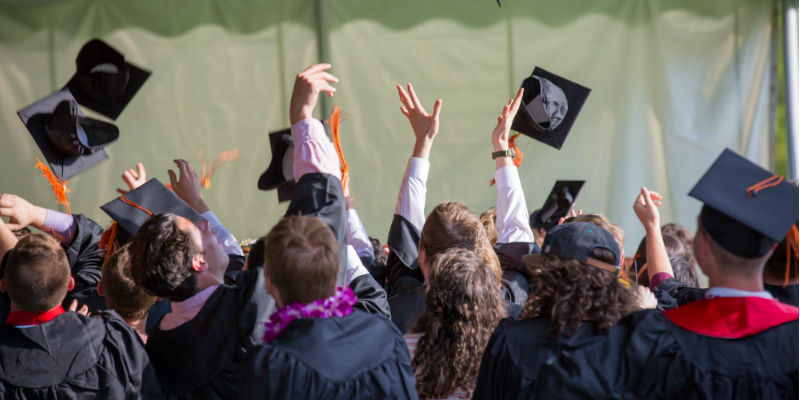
[[97, 280, 104, 296], [68, 277, 75, 291], [191, 252, 207, 272]]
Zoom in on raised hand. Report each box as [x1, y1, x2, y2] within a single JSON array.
[[290, 64, 339, 125], [396, 83, 442, 160], [633, 187, 663, 232], [0, 194, 46, 231], [492, 88, 524, 152], [168, 159, 210, 213], [68, 299, 90, 316], [117, 162, 147, 195]]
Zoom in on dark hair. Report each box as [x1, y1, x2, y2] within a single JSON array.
[[245, 237, 266, 269], [522, 248, 638, 336], [129, 213, 199, 302], [12, 227, 32, 240], [102, 243, 157, 321], [411, 248, 506, 398], [669, 253, 701, 288], [369, 236, 388, 266], [633, 232, 693, 286], [6, 233, 71, 311], [264, 216, 338, 305]]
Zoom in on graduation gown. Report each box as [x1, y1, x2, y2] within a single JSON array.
[[61, 214, 106, 312], [0, 311, 161, 399], [239, 309, 418, 399]]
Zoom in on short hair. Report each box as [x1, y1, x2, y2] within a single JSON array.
[[420, 202, 501, 282], [264, 216, 339, 305], [245, 237, 266, 269], [102, 243, 157, 321], [763, 231, 797, 281], [12, 227, 32, 240], [698, 218, 767, 273], [369, 236, 388, 266], [129, 213, 199, 302], [5, 233, 71, 312], [479, 207, 498, 246], [669, 253, 701, 288], [566, 213, 625, 253]]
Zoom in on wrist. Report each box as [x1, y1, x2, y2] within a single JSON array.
[[493, 143, 509, 152], [412, 139, 433, 159], [32, 206, 47, 228], [190, 199, 211, 214]]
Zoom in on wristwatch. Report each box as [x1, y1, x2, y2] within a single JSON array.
[[492, 149, 516, 159]]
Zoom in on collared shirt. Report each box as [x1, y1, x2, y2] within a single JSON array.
[[347, 208, 374, 263], [493, 166, 535, 244], [201, 210, 242, 256], [290, 118, 341, 181], [161, 285, 221, 330], [705, 287, 774, 300]]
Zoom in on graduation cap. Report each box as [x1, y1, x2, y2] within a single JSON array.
[[529, 180, 585, 231], [100, 178, 205, 238], [257, 128, 296, 203], [689, 148, 799, 259], [65, 39, 151, 120], [17, 89, 118, 180], [511, 67, 591, 150], [524, 221, 620, 273]]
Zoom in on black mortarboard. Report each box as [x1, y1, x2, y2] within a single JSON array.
[[511, 67, 591, 150], [689, 148, 799, 259], [100, 178, 205, 238], [529, 180, 585, 231], [17, 89, 118, 180], [65, 39, 151, 120], [257, 128, 296, 203]]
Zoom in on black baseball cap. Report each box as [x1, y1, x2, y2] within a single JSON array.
[[17, 89, 118, 180], [65, 39, 151, 120], [511, 67, 591, 150], [530, 180, 585, 231], [689, 148, 799, 259], [100, 178, 205, 238], [524, 221, 620, 272]]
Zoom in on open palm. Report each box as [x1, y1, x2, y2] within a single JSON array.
[[397, 83, 442, 142]]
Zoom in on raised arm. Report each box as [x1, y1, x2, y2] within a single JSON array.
[[393, 83, 442, 232], [492, 88, 535, 244], [346, 197, 375, 264], [0, 215, 18, 261], [632, 187, 671, 285]]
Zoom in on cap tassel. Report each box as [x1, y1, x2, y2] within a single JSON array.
[[746, 175, 783, 197], [198, 148, 240, 189], [34, 157, 71, 215], [329, 106, 350, 195], [490, 133, 525, 186], [99, 222, 118, 265], [784, 225, 798, 287]]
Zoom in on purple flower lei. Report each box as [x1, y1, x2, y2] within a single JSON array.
[[263, 286, 357, 343]]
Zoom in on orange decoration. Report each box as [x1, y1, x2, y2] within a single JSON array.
[[785, 225, 798, 287], [34, 157, 71, 215], [328, 106, 350, 196], [490, 133, 525, 187], [197, 148, 240, 189]]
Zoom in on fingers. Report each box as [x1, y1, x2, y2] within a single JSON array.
[[79, 304, 89, 315], [400, 106, 409, 117], [569, 209, 577, 218], [509, 87, 524, 115], [396, 85, 413, 110], [68, 299, 78, 312], [168, 169, 178, 188], [135, 162, 145, 179], [407, 83, 423, 110], [431, 99, 443, 119], [301, 63, 332, 75]]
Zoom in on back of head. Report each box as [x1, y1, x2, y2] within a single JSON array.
[[264, 216, 339, 305], [662, 223, 695, 260], [129, 213, 199, 302], [479, 207, 498, 246], [669, 253, 701, 288], [411, 248, 506, 398], [421, 201, 501, 281], [763, 226, 798, 283], [102, 243, 157, 321], [634, 232, 692, 286], [6, 233, 70, 312]]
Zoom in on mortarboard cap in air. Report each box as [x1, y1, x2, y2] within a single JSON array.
[[529, 180, 585, 231], [257, 128, 296, 203], [511, 67, 591, 150], [689, 148, 799, 259]]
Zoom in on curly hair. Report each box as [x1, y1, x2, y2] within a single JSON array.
[[129, 213, 200, 302], [420, 201, 502, 283], [410, 248, 506, 399], [522, 250, 638, 337]]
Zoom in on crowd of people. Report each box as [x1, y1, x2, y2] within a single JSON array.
[[0, 62, 797, 399]]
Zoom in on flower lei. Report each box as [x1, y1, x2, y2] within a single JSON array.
[[263, 286, 357, 343]]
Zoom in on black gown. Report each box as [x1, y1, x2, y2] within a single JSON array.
[[239, 309, 418, 399], [0, 311, 161, 399], [473, 298, 799, 399]]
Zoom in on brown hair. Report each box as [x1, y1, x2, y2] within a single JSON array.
[[411, 248, 506, 398], [264, 216, 339, 305], [522, 250, 638, 336], [6, 233, 71, 312], [698, 219, 767, 273], [102, 243, 157, 322], [480, 207, 498, 246], [420, 202, 501, 283], [567, 213, 625, 253]]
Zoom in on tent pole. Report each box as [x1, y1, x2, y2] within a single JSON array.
[[783, 0, 799, 180], [314, 0, 331, 120]]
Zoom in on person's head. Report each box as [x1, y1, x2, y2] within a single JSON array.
[[693, 206, 775, 283], [369, 236, 388, 266], [565, 213, 625, 266], [99, 243, 157, 322], [129, 213, 227, 302], [4, 233, 73, 312], [244, 237, 266, 270], [411, 248, 506, 398], [263, 216, 339, 306], [661, 223, 696, 263], [419, 201, 501, 282], [522, 222, 637, 336], [479, 207, 498, 247], [669, 253, 701, 288], [632, 232, 694, 286]]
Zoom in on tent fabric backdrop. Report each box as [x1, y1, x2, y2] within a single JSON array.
[[0, 0, 775, 254]]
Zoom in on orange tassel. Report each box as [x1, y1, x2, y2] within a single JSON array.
[[99, 222, 118, 265], [197, 148, 240, 189], [784, 225, 798, 287], [34, 157, 71, 215], [489, 133, 525, 187], [328, 106, 350, 195]]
